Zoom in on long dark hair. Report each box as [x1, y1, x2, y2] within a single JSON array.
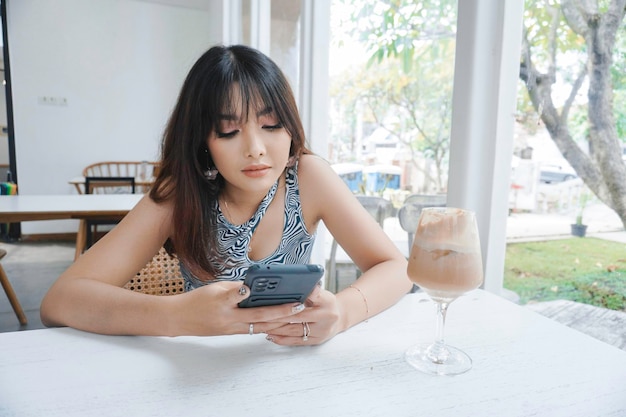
[[150, 44, 312, 280]]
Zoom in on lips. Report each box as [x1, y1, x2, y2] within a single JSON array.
[[242, 164, 271, 178]]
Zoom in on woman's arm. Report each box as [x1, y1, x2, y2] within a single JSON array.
[[40, 195, 182, 334], [299, 155, 412, 332], [40, 195, 307, 336]]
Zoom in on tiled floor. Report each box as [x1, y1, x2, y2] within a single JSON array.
[[0, 240, 75, 332]]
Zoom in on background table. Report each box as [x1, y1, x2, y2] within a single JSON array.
[[1, 290, 624, 417], [0, 194, 143, 258]]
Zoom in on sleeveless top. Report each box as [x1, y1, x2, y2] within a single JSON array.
[[180, 163, 316, 291]]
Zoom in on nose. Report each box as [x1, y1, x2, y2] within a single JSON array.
[[243, 127, 266, 158]]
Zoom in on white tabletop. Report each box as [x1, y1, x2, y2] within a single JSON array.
[[1, 290, 625, 417], [0, 194, 143, 222]]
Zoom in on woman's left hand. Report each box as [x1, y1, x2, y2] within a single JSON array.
[[263, 287, 345, 346]]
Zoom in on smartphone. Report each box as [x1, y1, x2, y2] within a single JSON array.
[[237, 264, 324, 308]]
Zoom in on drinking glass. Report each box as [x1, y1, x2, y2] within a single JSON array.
[[405, 207, 483, 376]]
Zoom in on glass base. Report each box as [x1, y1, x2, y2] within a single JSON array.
[[405, 342, 473, 376]]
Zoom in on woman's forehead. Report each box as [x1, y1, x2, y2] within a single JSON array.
[[219, 95, 274, 120], [221, 82, 272, 110]]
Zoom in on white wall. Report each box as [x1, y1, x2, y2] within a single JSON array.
[[6, 0, 216, 233]]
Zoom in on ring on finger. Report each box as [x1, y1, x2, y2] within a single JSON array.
[[249, 323, 254, 335], [302, 322, 310, 342]]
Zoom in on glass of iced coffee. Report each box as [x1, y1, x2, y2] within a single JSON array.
[[405, 207, 483, 375]]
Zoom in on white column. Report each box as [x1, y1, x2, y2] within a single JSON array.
[[222, 0, 242, 45], [298, 0, 330, 157], [299, 0, 330, 266], [447, 0, 524, 294], [250, 0, 271, 54]]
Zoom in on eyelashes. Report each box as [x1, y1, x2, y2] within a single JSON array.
[[263, 123, 283, 132], [216, 130, 239, 138], [216, 123, 284, 138]]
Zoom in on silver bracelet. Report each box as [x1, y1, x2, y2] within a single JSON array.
[[349, 285, 369, 317]]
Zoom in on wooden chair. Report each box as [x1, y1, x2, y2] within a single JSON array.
[[124, 247, 185, 295], [81, 161, 158, 194], [84, 175, 136, 195], [0, 248, 27, 325], [83, 176, 136, 249], [326, 195, 395, 293]]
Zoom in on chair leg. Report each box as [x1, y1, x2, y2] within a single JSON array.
[[0, 263, 28, 325], [327, 239, 339, 293], [75, 219, 87, 260]]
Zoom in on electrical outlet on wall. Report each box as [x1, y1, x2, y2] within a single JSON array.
[[38, 96, 68, 106]]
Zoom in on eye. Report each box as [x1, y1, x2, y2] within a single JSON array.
[[263, 123, 283, 132], [216, 130, 239, 138]]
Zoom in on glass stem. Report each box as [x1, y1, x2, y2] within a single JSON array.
[[428, 301, 450, 363]]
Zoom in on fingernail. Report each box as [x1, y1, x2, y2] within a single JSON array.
[[239, 286, 247, 296], [292, 303, 305, 314]]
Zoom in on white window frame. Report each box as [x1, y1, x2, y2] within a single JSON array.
[[447, 0, 524, 294], [216, 0, 525, 294]]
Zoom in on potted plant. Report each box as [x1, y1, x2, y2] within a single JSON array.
[[571, 190, 590, 237]]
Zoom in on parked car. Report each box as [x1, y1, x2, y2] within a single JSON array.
[[539, 167, 578, 184]]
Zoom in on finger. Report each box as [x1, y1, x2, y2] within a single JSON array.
[[225, 282, 250, 306], [240, 301, 306, 321], [246, 321, 287, 335], [308, 285, 322, 301], [265, 322, 309, 339], [266, 335, 314, 346], [237, 303, 307, 336], [266, 322, 314, 346]]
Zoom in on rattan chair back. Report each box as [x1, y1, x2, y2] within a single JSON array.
[[124, 247, 185, 296]]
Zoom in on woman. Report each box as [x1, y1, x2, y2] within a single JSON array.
[[40, 45, 412, 345]]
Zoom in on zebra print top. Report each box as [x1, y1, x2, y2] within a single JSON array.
[[180, 163, 316, 291]]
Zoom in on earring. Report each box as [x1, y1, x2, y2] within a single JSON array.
[[204, 168, 219, 180], [286, 155, 297, 168], [204, 148, 218, 180]]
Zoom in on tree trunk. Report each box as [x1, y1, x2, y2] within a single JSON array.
[[520, 0, 626, 229], [585, 3, 626, 228]]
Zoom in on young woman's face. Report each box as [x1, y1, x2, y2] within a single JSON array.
[[207, 92, 292, 194]]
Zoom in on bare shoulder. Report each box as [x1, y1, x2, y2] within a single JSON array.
[[297, 154, 357, 221], [123, 193, 175, 238], [297, 153, 330, 171], [297, 154, 348, 195]]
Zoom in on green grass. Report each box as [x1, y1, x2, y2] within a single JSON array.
[[504, 237, 626, 311]]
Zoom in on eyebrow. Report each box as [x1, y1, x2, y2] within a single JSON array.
[[256, 107, 274, 117], [217, 106, 274, 121], [217, 113, 238, 121]]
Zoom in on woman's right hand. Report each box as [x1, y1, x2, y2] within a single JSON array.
[[170, 281, 306, 337]]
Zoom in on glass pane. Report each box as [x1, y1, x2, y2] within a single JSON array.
[[241, 0, 251, 45], [270, 0, 301, 92], [239, 1, 300, 96], [328, 0, 457, 288], [329, 0, 457, 202], [504, 1, 626, 313]]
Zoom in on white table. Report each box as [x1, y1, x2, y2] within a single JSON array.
[[0, 194, 143, 223], [1, 290, 625, 417], [0, 194, 143, 258]]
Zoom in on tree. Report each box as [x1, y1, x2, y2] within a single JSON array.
[[331, 0, 457, 192], [520, 0, 626, 228], [347, 0, 626, 227]]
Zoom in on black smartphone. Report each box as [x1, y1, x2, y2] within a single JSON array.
[[237, 264, 324, 308]]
